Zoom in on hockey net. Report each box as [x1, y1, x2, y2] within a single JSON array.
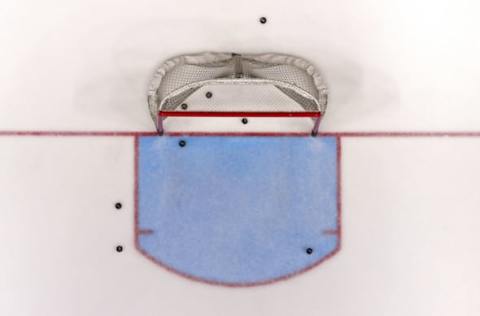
[[147, 52, 328, 136]]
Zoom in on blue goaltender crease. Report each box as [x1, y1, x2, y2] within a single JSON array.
[[137, 136, 339, 285]]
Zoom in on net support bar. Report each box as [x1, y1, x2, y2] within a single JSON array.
[[157, 111, 322, 136]]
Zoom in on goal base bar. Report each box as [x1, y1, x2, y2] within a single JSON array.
[[157, 111, 322, 137]]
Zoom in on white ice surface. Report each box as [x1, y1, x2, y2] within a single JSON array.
[[1, 0, 480, 315], [1, 137, 480, 316], [1, 0, 480, 132]]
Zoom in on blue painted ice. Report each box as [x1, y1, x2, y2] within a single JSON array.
[[138, 136, 339, 285]]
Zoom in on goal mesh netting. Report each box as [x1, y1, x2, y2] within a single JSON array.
[[147, 52, 328, 135]]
